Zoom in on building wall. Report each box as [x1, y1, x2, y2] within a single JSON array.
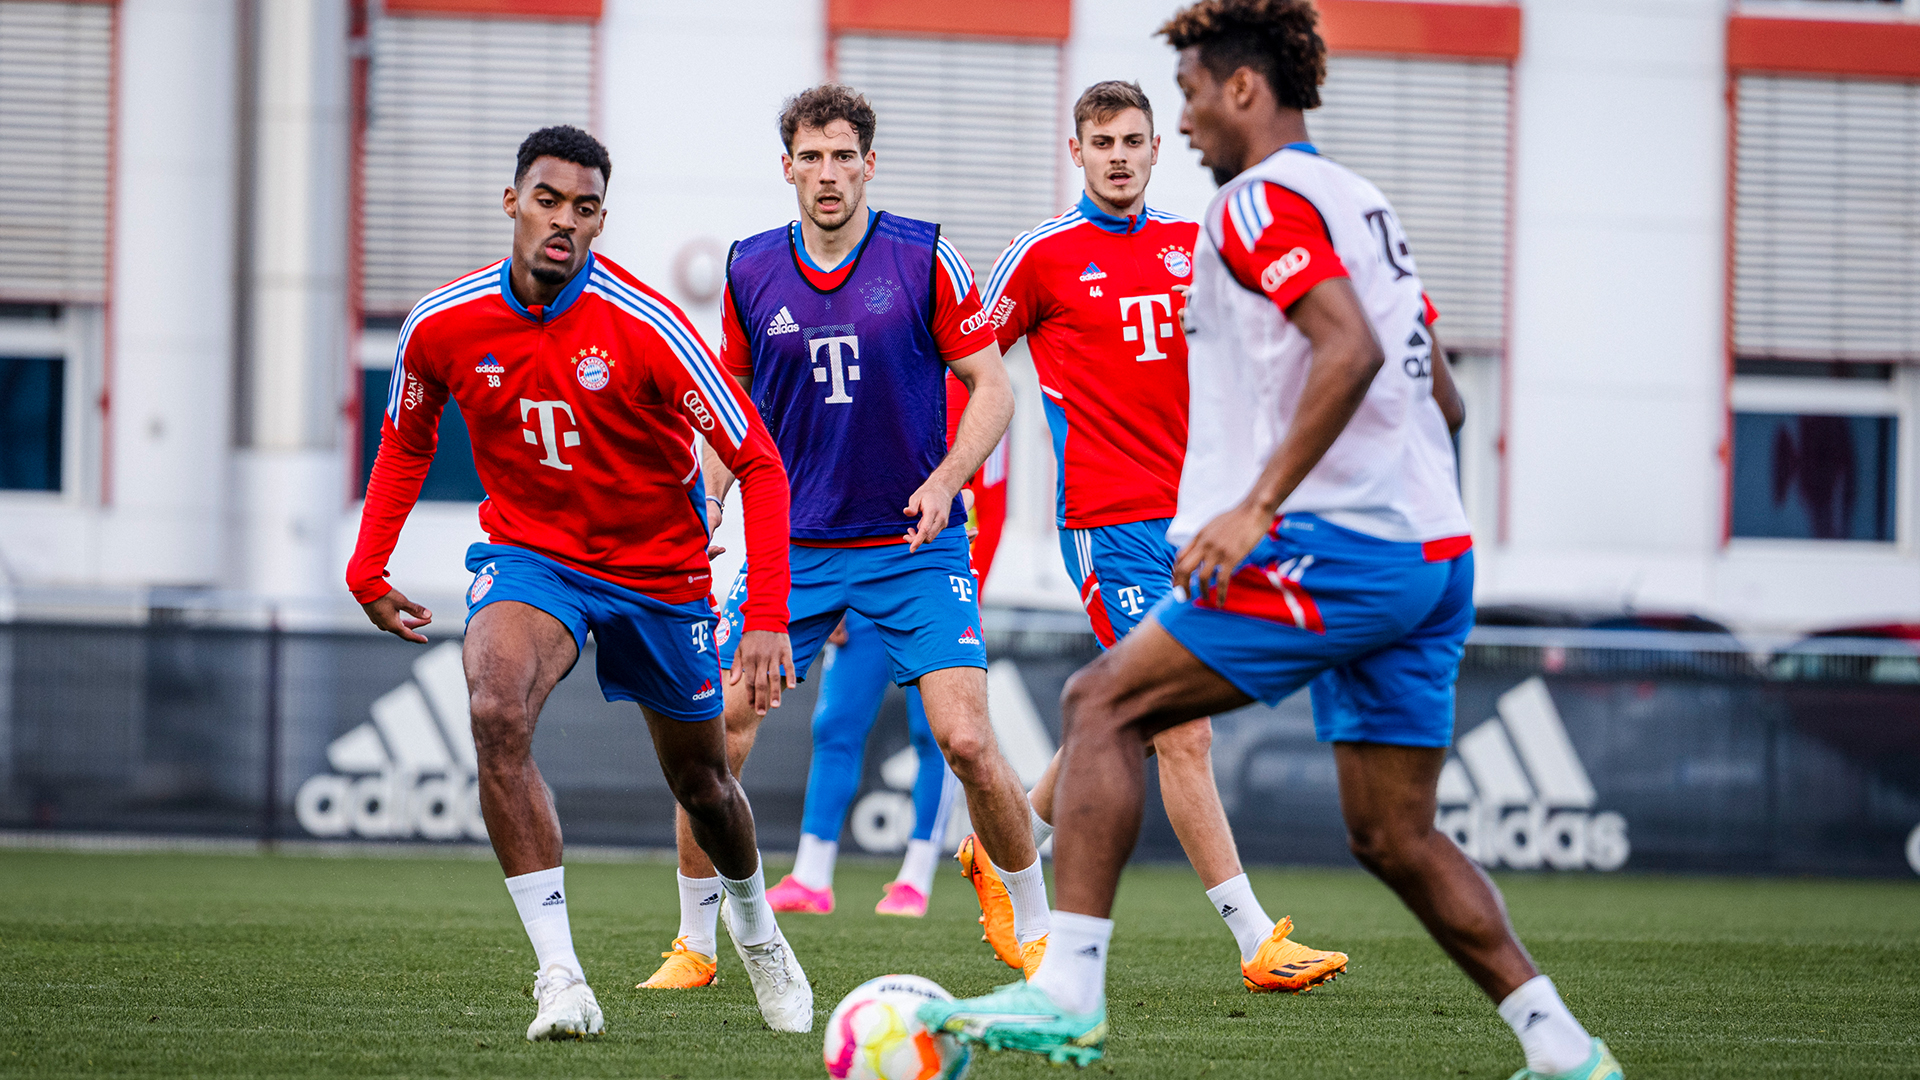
[[1, 0, 1915, 633]]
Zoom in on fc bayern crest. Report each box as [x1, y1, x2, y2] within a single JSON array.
[[1163, 249, 1193, 278], [714, 618, 731, 647], [468, 571, 494, 605], [576, 354, 610, 391]]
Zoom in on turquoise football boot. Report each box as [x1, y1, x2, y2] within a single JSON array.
[[1507, 1038, 1623, 1080], [916, 980, 1108, 1068]]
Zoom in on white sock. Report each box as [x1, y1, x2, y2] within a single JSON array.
[[1028, 802, 1055, 848], [721, 860, 778, 948], [996, 856, 1052, 944], [1028, 910, 1112, 1015], [1205, 873, 1276, 962], [1498, 975, 1594, 1076], [894, 839, 940, 896], [675, 872, 723, 957], [504, 866, 583, 980], [791, 833, 838, 891]]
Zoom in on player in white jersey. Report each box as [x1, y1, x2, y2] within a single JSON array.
[[922, 4, 1622, 1078]]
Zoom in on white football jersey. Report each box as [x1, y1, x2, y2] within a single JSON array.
[[1170, 147, 1470, 547]]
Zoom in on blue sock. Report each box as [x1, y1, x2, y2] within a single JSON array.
[[798, 613, 891, 840]]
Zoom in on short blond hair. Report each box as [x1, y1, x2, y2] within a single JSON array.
[[1073, 80, 1154, 138]]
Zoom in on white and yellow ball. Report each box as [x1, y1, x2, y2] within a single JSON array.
[[823, 974, 971, 1080]]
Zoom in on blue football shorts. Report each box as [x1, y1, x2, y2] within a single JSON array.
[[716, 527, 987, 685], [1059, 517, 1177, 649], [463, 543, 723, 722], [1153, 513, 1475, 748]]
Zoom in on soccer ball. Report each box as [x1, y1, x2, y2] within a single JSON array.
[[823, 974, 971, 1080]]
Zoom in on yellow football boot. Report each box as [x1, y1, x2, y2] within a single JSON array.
[[636, 936, 716, 989], [956, 833, 1022, 970], [1241, 917, 1347, 993], [1020, 934, 1048, 979]]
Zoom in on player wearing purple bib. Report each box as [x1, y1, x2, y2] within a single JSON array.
[[641, 85, 1053, 990]]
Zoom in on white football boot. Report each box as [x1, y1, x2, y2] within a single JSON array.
[[525, 965, 604, 1041], [721, 899, 814, 1032]]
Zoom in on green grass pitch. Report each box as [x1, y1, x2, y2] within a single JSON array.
[[1, 849, 1916, 1078]]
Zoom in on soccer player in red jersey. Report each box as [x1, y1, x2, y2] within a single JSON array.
[[347, 126, 813, 1039], [927, 6, 1618, 1078], [982, 78, 1347, 994]]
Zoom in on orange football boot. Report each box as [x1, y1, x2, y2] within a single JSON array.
[[1020, 935, 1048, 979], [636, 936, 717, 989], [956, 833, 1022, 970], [1242, 917, 1347, 993]]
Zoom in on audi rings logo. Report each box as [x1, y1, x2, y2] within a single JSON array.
[[683, 390, 715, 431], [960, 308, 990, 336], [294, 643, 488, 842], [1259, 247, 1311, 293]]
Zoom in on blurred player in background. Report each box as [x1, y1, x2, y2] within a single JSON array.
[[926, 5, 1621, 1078], [755, 374, 1008, 920], [347, 126, 811, 1039], [641, 84, 1052, 990], [979, 77, 1347, 992]]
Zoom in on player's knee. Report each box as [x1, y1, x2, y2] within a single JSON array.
[[467, 693, 534, 763], [671, 764, 737, 824], [935, 722, 995, 782], [1059, 664, 1125, 740], [1345, 819, 1425, 880], [1154, 718, 1213, 764]]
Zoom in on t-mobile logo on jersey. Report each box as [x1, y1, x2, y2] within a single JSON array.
[[808, 333, 861, 404], [1119, 293, 1175, 361], [519, 399, 581, 471], [690, 621, 711, 654], [1115, 585, 1147, 617], [948, 574, 975, 603]]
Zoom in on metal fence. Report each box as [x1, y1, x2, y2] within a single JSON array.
[[2, 611, 1917, 878]]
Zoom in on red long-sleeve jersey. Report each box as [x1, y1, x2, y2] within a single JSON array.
[[984, 194, 1196, 529], [348, 253, 792, 633]]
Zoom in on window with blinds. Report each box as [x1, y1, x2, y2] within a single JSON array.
[[1733, 75, 1920, 363], [361, 14, 594, 316], [834, 35, 1062, 276], [1313, 56, 1511, 350], [0, 1, 112, 303]]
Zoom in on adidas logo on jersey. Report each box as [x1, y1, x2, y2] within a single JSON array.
[[542, 890, 565, 907], [957, 626, 981, 645], [692, 679, 717, 701], [766, 307, 800, 336], [1078, 262, 1107, 282], [1436, 677, 1630, 872], [475, 353, 505, 374], [699, 892, 721, 907]]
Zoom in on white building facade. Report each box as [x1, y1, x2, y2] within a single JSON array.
[[1, 0, 1917, 633]]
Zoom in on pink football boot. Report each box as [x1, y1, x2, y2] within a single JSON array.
[[765, 874, 834, 914], [874, 881, 929, 917]]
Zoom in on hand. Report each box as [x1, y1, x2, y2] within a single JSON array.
[[362, 587, 433, 644], [1171, 283, 1192, 333], [902, 475, 958, 552], [729, 629, 796, 716], [961, 486, 978, 539], [705, 498, 726, 559], [1172, 499, 1272, 606]]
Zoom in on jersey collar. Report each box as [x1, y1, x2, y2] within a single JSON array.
[[790, 208, 877, 273], [1076, 191, 1153, 235], [499, 250, 595, 323]]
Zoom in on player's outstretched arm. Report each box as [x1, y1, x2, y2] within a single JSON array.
[[1174, 277, 1384, 602], [361, 588, 434, 644], [904, 341, 1013, 552]]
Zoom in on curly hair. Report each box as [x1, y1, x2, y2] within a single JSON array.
[[1073, 80, 1155, 137], [514, 125, 612, 186], [1159, 0, 1325, 111], [778, 84, 878, 154]]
